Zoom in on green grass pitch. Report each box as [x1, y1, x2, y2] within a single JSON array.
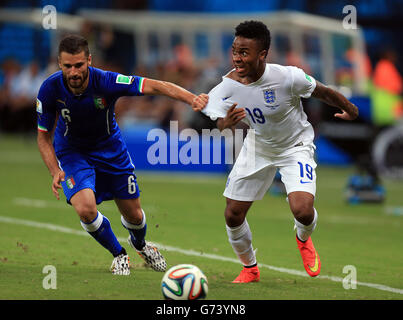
[[0, 134, 402, 300]]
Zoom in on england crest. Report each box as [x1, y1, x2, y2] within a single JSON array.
[[263, 89, 276, 104]]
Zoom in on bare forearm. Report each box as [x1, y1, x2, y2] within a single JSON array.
[[143, 79, 195, 105], [37, 132, 60, 177], [322, 88, 357, 115], [141, 78, 208, 111], [312, 81, 358, 120]]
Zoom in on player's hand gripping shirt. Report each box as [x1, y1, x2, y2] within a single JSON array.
[[36, 67, 145, 152], [203, 64, 317, 156]]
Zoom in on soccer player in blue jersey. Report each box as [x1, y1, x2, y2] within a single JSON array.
[[36, 35, 208, 275]]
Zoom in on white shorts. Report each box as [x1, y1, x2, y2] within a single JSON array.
[[223, 142, 317, 202]]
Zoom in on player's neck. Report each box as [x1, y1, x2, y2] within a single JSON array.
[[233, 64, 266, 85]]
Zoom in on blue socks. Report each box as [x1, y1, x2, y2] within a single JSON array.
[[80, 210, 147, 256], [121, 209, 147, 250], [80, 211, 123, 257]]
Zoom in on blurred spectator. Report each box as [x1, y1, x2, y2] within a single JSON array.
[[0, 61, 46, 133], [345, 47, 372, 80], [10, 61, 44, 99], [373, 49, 402, 95], [44, 57, 59, 76], [186, 57, 222, 131], [286, 50, 311, 74], [78, 21, 135, 73], [116, 43, 211, 132], [97, 25, 135, 73], [80, 21, 103, 67], [370, 48, 403, 125], [343, 47, 373, 93], [333, 47, 373, 90], [0, 58, 21, 131], [348, 48, 403, 189], [97, 25, 121, 72]]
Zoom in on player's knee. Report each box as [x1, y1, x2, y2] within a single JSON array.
[[74, 202, 98, 223], [291, 202, 314, 225], [224, 200, 247, 227], [123, 208, 144, 225]]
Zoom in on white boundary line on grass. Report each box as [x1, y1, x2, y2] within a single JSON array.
[[1, 215, 402, 296]]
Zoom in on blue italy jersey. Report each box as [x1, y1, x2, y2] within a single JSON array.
[[36, 67, 145, 204], [36, 66, 145, 151]]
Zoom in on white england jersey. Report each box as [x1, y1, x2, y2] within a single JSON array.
[[203, 63, 317, 156]]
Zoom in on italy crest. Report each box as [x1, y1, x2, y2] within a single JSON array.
[[93, 96, 106, 109]]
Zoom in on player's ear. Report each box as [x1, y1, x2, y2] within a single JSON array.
[[88, 54, 92, 66], [259, 49, 268, 61], [57, 56, 62, 69]]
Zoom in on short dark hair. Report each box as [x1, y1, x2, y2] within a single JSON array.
[[58, 34, 90, 57], [235, 20, 271, 53]]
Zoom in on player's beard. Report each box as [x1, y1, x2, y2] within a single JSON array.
[[66, 68, 89, 89]]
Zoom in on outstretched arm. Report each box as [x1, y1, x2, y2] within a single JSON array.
[[312, 81, 359, 120], [142, 78, 208, 112]]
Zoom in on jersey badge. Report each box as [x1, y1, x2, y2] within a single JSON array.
[[263, 89, 276, 104], [66, 176, 76, 189], [93, 96, 107, 110], [36, 99, 43, 113], [116, 74, 133, 84]]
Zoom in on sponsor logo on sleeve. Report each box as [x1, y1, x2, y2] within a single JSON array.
[[116, 74, 133, 84], [36, 99, 43, 113]]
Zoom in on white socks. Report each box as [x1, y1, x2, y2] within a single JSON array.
[[121, 209, 146, 230], [121, 209, 147, 250], [80, 211, 103, 232], [226, 219, 256, 267], [294, 208, 318, 241]]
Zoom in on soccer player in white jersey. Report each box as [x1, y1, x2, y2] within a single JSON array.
[[202, 21, 359, 283]]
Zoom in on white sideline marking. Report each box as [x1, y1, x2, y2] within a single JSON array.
[[1, 215, 402, 295], [13, 197, 400, 227], [13, 197, 68, 210]]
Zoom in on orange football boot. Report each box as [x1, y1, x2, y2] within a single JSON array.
[[296, 235, 321, 277], [232, 265, 260, 283]]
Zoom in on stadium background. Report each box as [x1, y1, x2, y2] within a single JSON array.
[[0, 0, 402, 301], [0, 0, 402, 172]]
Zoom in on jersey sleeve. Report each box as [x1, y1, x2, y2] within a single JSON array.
[[202, 81, 231, 121], [290, 66, 317, 98], [103, 71, 146, 97], [36, 81, 56, 132]]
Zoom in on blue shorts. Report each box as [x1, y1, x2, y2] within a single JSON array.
[[56, 144, 140, 205]]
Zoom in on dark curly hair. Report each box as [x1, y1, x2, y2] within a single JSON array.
[[235, 20, 271, 55], [58, 34, 90, 57]]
